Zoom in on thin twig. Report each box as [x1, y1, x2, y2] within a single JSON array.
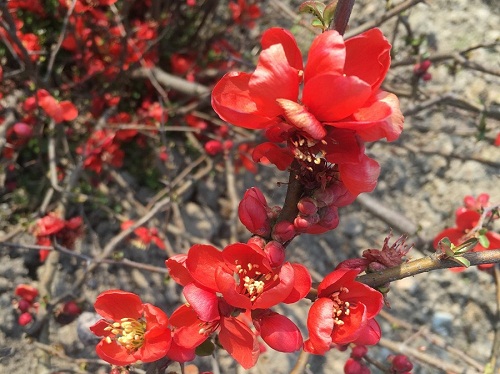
[[487, 266, 500, 373], [289, 350, 310, 374]]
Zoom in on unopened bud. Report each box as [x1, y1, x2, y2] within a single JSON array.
[[264, 241, 286, 267], [297, 197, 318, 215], [18, 312, 33, 326], [238, 187, 271, 237], [272, 221, 296, 243]]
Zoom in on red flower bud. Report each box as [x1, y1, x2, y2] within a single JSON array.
[[238, 187, 271, 237], [344, 358, 371, 374], [18, 299, 31, 312], [63, 301, 82, 316], [390, 354, 413, 372], [18, 312, 33, 326], [351, 345, 368, 360], [272, 220, 296, 243], [247, 236, 266, 250], [13, 122, 33, 138], [204, 140, 224, 156], [264, 241, 286, 267]]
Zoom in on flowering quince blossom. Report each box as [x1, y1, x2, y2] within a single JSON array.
[[212, 27, 403, 196], [304, 269, 383, 354], [170, 243, 311, 310], [23, 89, 78, 124], [90, 290, 171, 366]]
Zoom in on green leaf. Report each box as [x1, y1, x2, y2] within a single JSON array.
[[323, 1, 338, 26], [451, 256, 470, 268], [440, 237, 452, 248], [298, 1, 325, 23], [478, 234, 490, 248], [311, 19, 326, 29], [454, 238, 478, 254]]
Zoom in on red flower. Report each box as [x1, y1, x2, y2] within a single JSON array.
[[121, 220, 166, 250], [305, 269, 383, 354], [31, 89, 78, 124], [212, 27, 402, 141], [15, 284, 39, 303], [90, 290, 171, 366], [179, 243, 311, 310], [212, 28, 402, 195], [229, 0, 261, 29]]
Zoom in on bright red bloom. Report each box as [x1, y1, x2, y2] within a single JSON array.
[[32, 213, 83, 261], [90, 290, 171, 366], [212, 28, 402, 195], [178, 243, 311, 310], [28, 89, 78, 124], [305, 269, 383, 354], [212, 27, 402, 140], [15, 284, 39, 303]]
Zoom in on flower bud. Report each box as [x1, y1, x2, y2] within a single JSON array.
[[294, 213, 320, 232], [258, 312, 303, 352], [238, 187, 271, 237], [204, 140, 223, 156], [350, 345, 368, 360], [18, 312, 33, 326], [13, 122, 33, 138], [18, 299, 31, 313], [344, 358, 370, 374], [272, 220, 296, 243], [264, 241, 286, 267], [63, 301, 82, 316], [390, 355, 413, 373], [247, 236, 266, 250]]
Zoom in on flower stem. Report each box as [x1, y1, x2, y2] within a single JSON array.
[[332, 0, 355, 35], [276, 160, 304, 227]]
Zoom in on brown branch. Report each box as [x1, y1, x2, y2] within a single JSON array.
[[357, 250, 500, 288], [276, 161, 304, 226]]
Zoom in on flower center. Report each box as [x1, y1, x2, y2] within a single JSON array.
[[198, 320, 219, 336], [330, 287, 350, 326], [105, 317, 146, 351], [235, 262, 279, 303]]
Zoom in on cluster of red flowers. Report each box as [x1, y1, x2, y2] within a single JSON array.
[[433, 193, 500, 271], [32, 212, 83, 262], [120, 220, 166, 250]]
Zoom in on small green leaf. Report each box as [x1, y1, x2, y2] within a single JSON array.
[[440, 237, 452, 248], [454, 238, 478, 254], [298, 1, 326, 20], [311, 19, 326, 29], [451, 256, 470, 268], [478, 234, 490, 248], [323, 1, 338, 26]]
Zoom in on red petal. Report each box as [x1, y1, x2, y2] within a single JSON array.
[[183, 283, 220, 322], [303, 74, 371, 122], [169, 305, 208, 349], [186, 244, 224, 292], [455, 210, 479, 231], [134, 325, 171, 363], [252, 142, 294, 171], [351, 318, 381, 346], [94, 290, 143, 321], [219, 317, 260, 369], [331, 303, 366, 345], [249, 43, 301, 117], [344, 28, 391, 92], [212, 72, 274, 129], [318, 268, 358, 297], [60, 100, 78, 121], [259, 312, 303, 352], [95, 339, 135, 366], [89, 319, 109, 337], [143, 303, 169, 326], [282, 263, 312, 304], [433, 228, 464, 249], [253, 262, 295, 309], [276, 99, 326, 139], [332, 91, 404, 142], [165, 254, 194, 287], [215, 267, 252, 310], [261, 28, 303, 71], [305, 297, 335, 354], [343, 282, 383, 319], [304, 30, 345, 83], [338, 154, 380, 195]]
